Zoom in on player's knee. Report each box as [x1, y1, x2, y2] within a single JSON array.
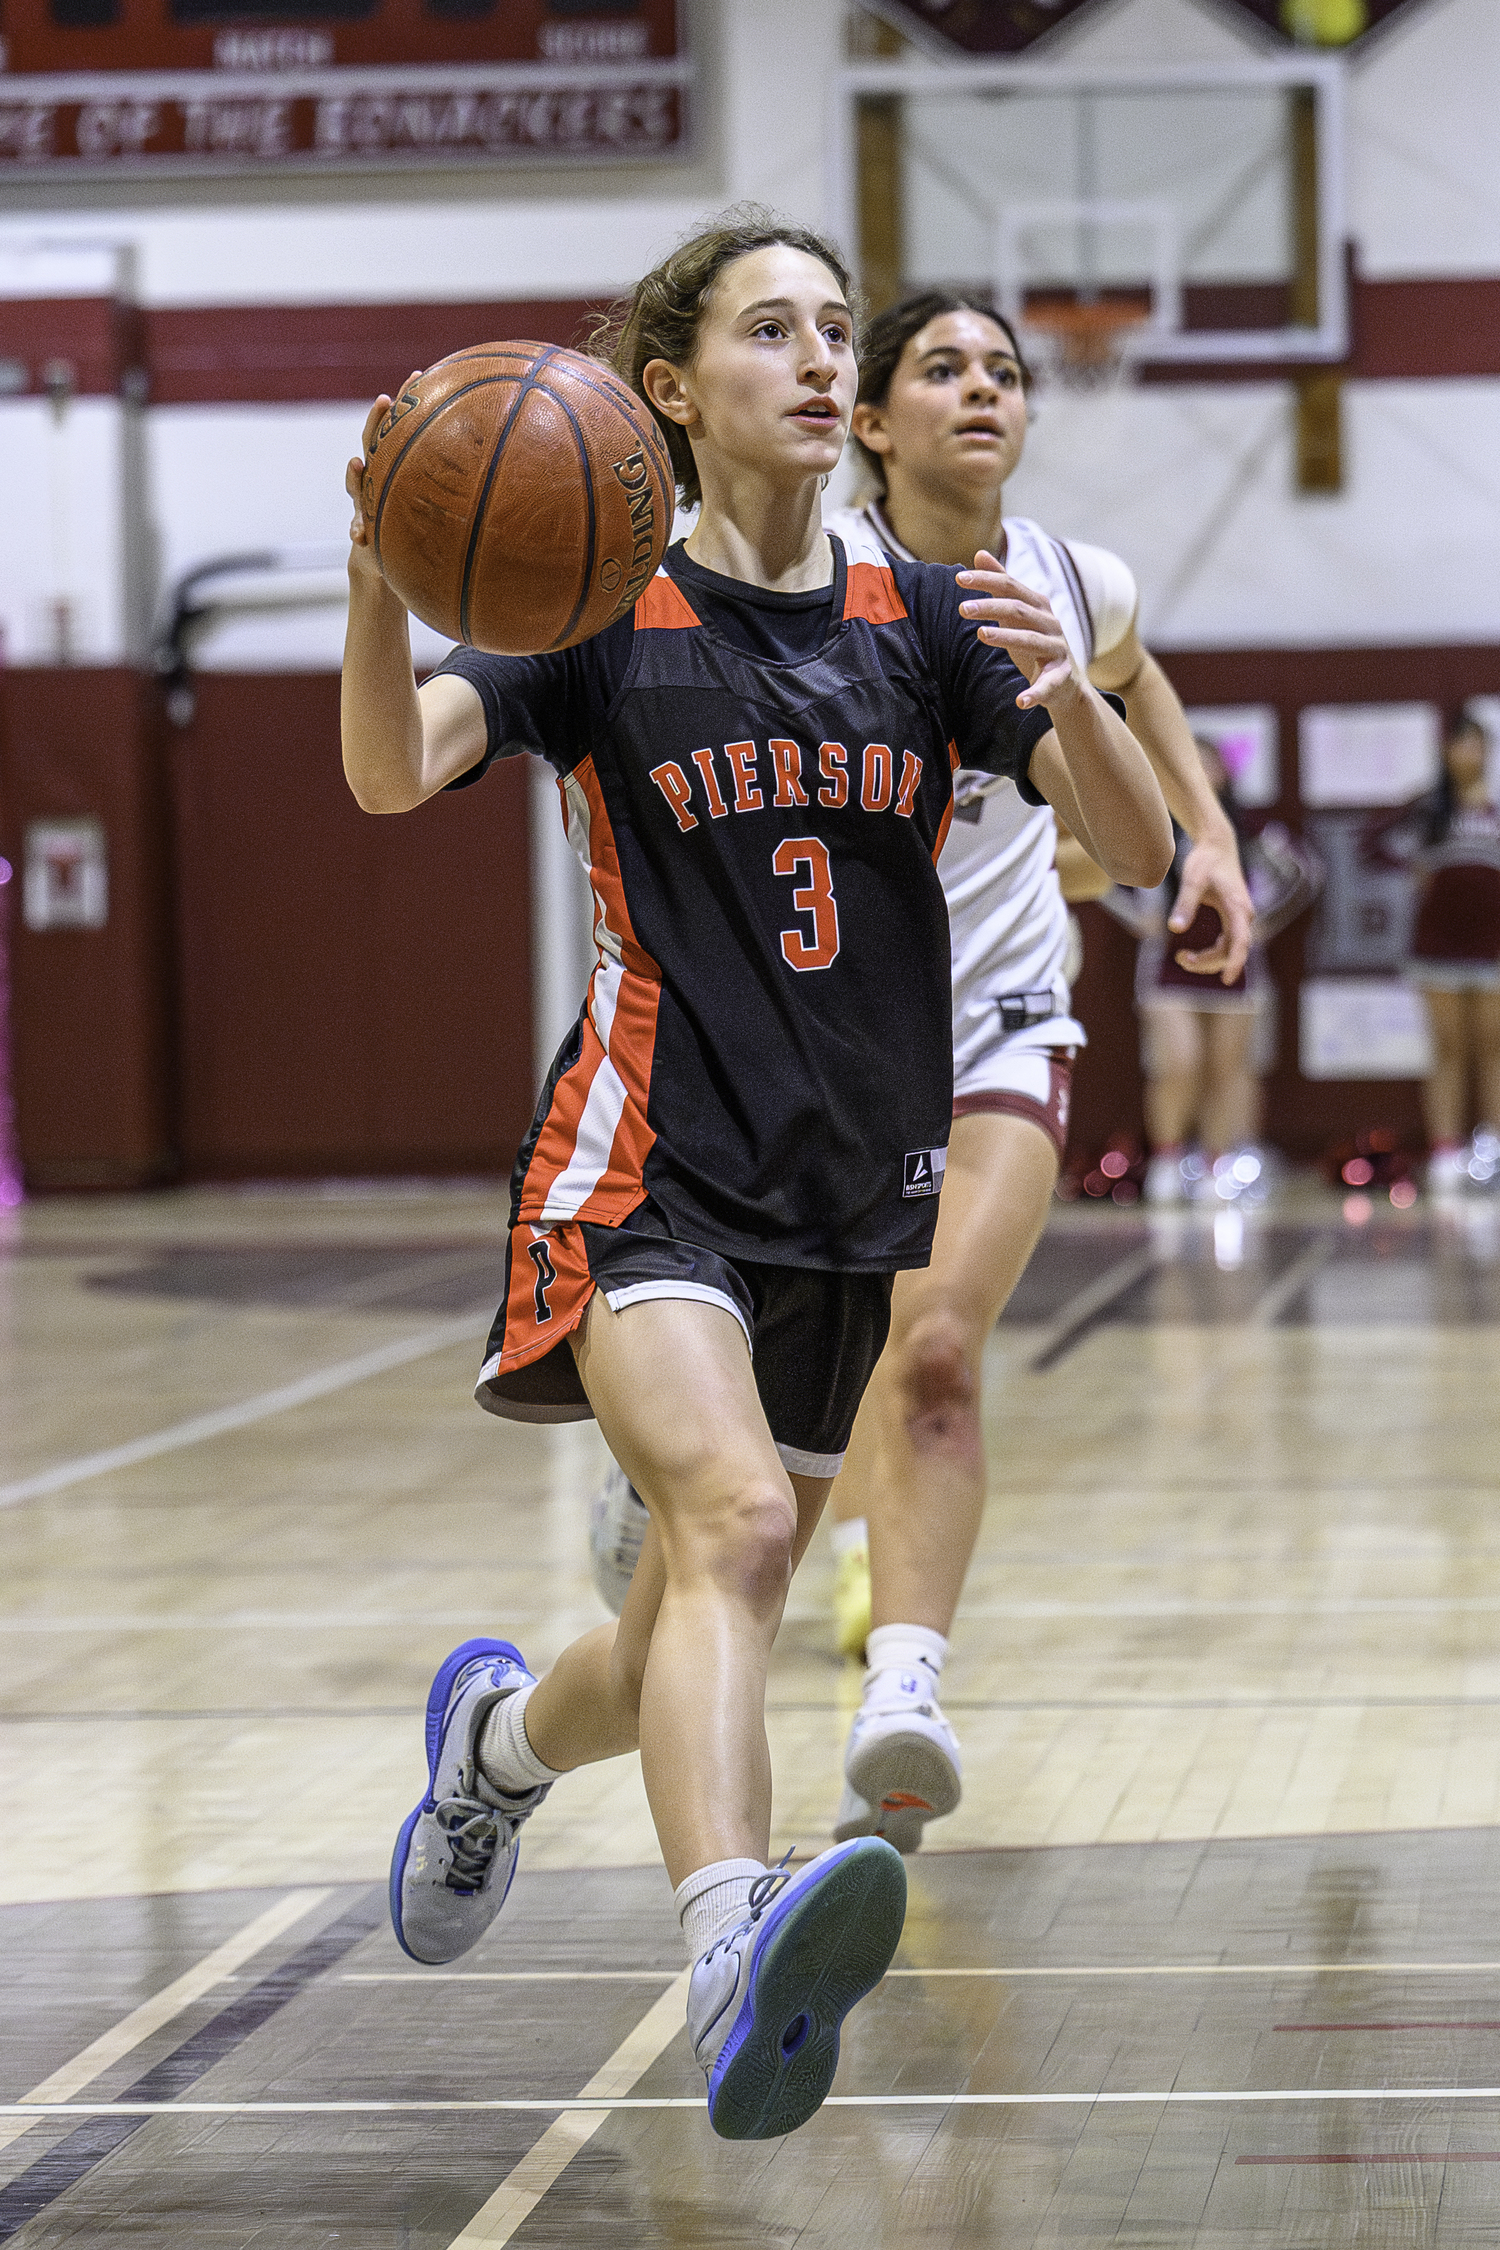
[[897, 1310, 982, 1463], [698, 1481, 797, 1609]]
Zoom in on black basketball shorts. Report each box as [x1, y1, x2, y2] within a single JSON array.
[[475, 1205, 893, 1478]]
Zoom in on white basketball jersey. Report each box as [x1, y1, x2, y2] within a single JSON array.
[[826, 502, 1133, 1072]]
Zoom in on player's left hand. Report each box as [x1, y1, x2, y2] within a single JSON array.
[[1170, 836, 1254, 983], [957, 552, 1083, 711]]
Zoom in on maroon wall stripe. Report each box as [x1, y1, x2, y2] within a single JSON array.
[[0, 276, 1497, 403]]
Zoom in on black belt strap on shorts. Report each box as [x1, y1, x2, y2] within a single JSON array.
[[995, 992, 1058, 1034]]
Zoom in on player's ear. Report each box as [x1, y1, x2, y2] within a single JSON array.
[[850, 402, 892, 457], [641, 357, 698, 431]]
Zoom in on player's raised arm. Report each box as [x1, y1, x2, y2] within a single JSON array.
[[341, 389, 488, 814], [957, 552, 1172, 890]]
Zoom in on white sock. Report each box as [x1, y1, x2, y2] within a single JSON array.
[[674, 1858, 767, 1962], [476, 1682, 564, 1799], [830, 1516, 867, 1557], [864, 1623, 947, 1698]]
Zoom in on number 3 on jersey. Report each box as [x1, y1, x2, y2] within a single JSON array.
[[772, 837, 840, 972]]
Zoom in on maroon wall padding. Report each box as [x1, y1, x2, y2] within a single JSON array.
[[170, 673, 533, 1179], [1065, 643, 1500, 1166], [145, 299, 602, 406], [0, 668, 175, 1188]]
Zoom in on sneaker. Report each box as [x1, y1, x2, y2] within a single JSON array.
[[588, 1463, 649, 1615], [389, 1638, 550, 1965], [1144, 1152, 1187, 1206], [833, 1540, 871, 1662], [688, 1837, 906, 2141], [832, 1672, 962, 1856], [1429, 1145, 1468, 1199]]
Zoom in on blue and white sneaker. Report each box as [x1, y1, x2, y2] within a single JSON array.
[[687, 1836, 906, 2140], [389, 1638, 549, 1965]]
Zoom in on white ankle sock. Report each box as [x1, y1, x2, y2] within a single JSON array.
[[830, 1516, 867, 1557], [476, 1682, 564, 1798], [674, 1858, 767, 1962], [864, 1623, 947, 1695]]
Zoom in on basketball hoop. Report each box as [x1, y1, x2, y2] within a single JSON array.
[[1020, 296, 1151, 394]]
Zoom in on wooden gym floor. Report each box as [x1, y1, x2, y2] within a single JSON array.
[[3, 1182, 1500, 2246]]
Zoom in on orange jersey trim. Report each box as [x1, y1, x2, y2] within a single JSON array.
[[633, 574, 700, 631], [842, 560, 908, 628], [932, 739, 962, 863], [519, 756, 661, 1227]]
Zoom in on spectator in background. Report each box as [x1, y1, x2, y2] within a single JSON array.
[[1369, 710, 1500, 1197], [1105, 737, 1319, 1206]]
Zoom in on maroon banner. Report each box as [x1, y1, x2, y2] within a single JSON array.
[[0, 73, 685, 170], [1, 0, 679, 78]]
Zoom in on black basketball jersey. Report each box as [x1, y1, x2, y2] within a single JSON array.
[[438, 525, 1051, 1272]]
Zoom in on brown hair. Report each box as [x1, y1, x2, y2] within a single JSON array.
[[592, 204, 858, 509], [851, 291, 1031, 495]]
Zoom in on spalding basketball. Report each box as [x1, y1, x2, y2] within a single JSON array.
[[363, 342, 675, 655]]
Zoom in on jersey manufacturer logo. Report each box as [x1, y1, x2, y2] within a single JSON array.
[[902, 1147, 948, 1198]]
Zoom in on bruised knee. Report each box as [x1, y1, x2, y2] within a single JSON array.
[[896, 1310, 982, 1465]]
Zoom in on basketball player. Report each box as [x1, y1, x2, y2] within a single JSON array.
[[588, 290, 1256, 1833], [341, 215, 1171, 2139], [818, 293, 1254, 1849]]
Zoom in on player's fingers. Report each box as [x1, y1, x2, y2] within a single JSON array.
[[1168, 862, 1207, 931], [977, 624, 1067, 660], [361, 393, 393, 455], [1173, 938, 1232, 975], [1016, 657, 1074, 708], [1217, 901, 1254, 983]]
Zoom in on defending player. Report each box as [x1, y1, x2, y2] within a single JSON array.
[[819, 293, 1254, 1850], [341, 216, 1171, 2140]]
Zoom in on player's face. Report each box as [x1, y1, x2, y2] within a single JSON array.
[[859, 310, 1027, 498], [674, 244, 856, 487]]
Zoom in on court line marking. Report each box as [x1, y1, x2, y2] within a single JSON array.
[[0, 1888, 333, 2156], [9, 2086, 1500, 2117], [1239, 2152, 1500, 2165], [442, 1969, 692, 2247], [341, 1962, 1500, 1984], [1027, 1247, 1156, 1373], [13, 1593, 1500, 1633], [1249, 1237, 1334, 1324], [0, 1312, 488, 1509]]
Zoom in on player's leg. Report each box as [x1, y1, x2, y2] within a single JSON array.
[[1199, 1008, 1259, 1157], [1142, 1002, 1204, 1202], [832, 1104, 1058, 1852], [1472, 987, 1500, 1137], [1421, 987, 1468, 1192]]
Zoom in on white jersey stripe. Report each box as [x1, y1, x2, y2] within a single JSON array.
[[540, 1051, 630, 1220]]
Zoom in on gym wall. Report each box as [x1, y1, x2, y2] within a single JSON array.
[[0, 0, 1495, 1184]]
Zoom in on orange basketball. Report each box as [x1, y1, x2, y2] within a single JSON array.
[[363, 342, 675, 655]]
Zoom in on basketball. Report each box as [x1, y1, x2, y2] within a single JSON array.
[[362, 341, 675, 655]]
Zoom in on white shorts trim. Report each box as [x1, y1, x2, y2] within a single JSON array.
[[600, 1278, 754, 1353], [473, 1354, 594, 1423], [953, 1012, 1086, 1106], [776, 1442, 845, 1479]]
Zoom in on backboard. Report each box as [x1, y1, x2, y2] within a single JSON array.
[[829, 54, 1348, 374]]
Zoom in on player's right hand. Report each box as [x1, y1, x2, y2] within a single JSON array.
[[345, 380, 419, 588]]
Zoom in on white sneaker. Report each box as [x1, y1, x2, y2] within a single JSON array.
[[1429, 1146, 1468, 1199], [1144, 1152, 1187, 1206], [832, 1668, 962, 1856], [687, 1837, 906, 2141], [588, 1463, 649, 1614]]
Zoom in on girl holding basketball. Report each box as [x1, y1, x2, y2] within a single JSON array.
[[341, 209, 1170, 2142]]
